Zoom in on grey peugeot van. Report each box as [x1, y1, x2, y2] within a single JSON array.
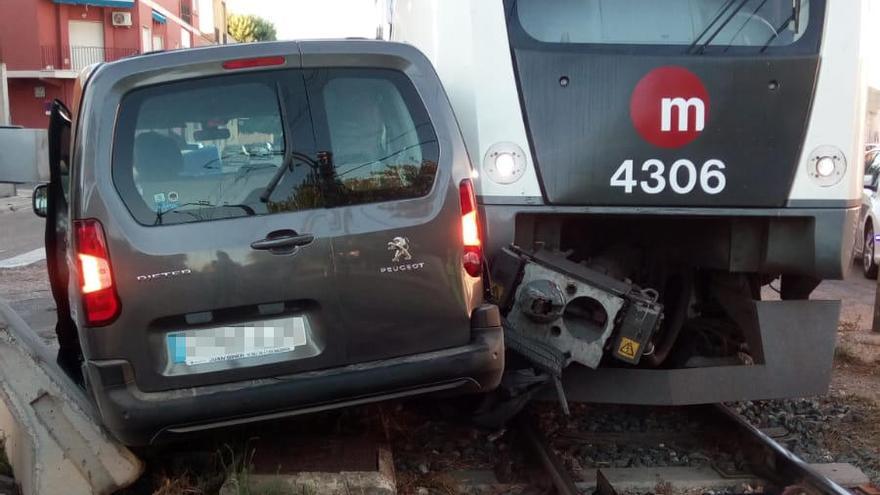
[[33, 40, 504, 446]]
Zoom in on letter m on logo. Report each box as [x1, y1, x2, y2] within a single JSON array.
[[661, 97, 706, 133]]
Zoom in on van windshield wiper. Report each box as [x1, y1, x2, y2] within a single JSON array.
[[259, 151, 320, 203], [153, 202, 256, 225]]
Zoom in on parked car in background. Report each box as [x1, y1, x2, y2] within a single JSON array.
[[856, 152, 880, 278]]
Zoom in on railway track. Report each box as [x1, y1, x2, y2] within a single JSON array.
[[510, 403, 865, 495], [87, 396, 880, 494]]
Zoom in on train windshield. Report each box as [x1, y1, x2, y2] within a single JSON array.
[[516, 0, 813, 50]]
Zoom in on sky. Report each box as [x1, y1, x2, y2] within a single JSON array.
[[227, 0, 880, 87], [225, 0, 377, 40]]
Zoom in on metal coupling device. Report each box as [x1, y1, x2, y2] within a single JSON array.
[[492, 246, 664, 371]]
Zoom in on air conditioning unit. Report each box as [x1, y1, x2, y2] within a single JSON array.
[[111, 12, 132, 27]]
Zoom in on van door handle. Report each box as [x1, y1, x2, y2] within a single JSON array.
[[250, 233, 315, 251]]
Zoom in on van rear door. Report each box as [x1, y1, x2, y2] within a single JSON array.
[[300, 43, 482, 362], [100, 62, 353, 392], [80, 42, 480, 392]]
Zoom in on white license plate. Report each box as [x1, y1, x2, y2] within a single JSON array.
[[167, 317, 308, 366]]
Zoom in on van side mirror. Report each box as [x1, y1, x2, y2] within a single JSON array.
[[32, 184, 48, 218]]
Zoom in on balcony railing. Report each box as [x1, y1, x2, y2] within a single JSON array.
[[40, 45, 139, 71]]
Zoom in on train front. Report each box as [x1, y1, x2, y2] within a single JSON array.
[[390, 0, 865, 404]]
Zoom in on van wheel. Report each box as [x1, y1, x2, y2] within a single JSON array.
[[865, 225, 878, 279]]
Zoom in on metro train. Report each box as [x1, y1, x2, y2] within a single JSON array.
[[382, 0, 867, 405]]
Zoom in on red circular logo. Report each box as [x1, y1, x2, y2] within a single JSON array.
[[630, 66, 709, 149]]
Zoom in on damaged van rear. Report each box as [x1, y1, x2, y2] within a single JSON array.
[[39, 40, 503, 446]]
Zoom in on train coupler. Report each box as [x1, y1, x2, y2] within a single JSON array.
[[492, 246, 665, 371]]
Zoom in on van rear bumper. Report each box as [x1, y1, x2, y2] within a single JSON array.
[[85, 312, 504, 446]]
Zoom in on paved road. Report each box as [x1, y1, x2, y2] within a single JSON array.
[[0, 189, 55, 343], [760, 261, 878, 329], [816, 264, 877, 328], [0, 190, 44, 265]]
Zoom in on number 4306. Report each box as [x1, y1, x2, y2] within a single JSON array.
[[610, 159, 726, 195]]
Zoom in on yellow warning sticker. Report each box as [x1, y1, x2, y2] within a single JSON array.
[[618, 337, 640, 360]]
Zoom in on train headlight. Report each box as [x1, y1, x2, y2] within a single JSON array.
[[484, 142, 527, 184], [816, 157, 836, 177], [496, 153, 517, 177], [807, 146, 846, 187]]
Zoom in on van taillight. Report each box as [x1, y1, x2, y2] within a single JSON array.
[[75, 219, 120, 326], [459, 179, 483, 277]]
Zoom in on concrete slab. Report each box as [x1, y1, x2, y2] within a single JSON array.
[[809, 463, 871, 488], [239, 469, 396, 495], [223, 436, 397, 495], [575, 463, 869, 495], [577, 466, 761, 495], [444, 470, 528, 494]]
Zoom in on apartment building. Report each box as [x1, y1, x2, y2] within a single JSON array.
[[0, 0, 228, 128]]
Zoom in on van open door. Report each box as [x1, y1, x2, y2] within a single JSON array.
[[43, 99, 84, 379]]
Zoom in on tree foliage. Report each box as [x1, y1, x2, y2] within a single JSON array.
[[227, 14, 277, 43]]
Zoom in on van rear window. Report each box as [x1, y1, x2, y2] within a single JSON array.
[[112, 69, 439, 226], [307, 69, 440, 208]]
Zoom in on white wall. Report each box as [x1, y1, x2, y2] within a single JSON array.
[[867, 0, 880, 88], [198, 0, 215, 35]]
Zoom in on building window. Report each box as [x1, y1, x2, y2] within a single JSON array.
[[68, 20, 105, 70], [141, 26, 152, 52], [180, 0, 193, 25], [181, 27, 191, 48]]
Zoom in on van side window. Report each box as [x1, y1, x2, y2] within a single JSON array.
[[308, 69, 439, 207], [112, 71, 319, 226]]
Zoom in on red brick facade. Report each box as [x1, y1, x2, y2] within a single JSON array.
[[0, 0, 221, 128]]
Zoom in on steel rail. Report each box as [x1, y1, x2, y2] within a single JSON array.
[[712, 403, 851, 495], [515, 413, 580, 495]]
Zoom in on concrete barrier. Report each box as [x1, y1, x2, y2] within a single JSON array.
[[0, 298, 143, 495], [0, 129, 49, 184]]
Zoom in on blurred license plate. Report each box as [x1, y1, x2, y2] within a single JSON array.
[[167, 317, 308, 366]]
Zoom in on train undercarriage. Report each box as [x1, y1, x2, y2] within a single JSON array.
[[482, 211, 847, 414]]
